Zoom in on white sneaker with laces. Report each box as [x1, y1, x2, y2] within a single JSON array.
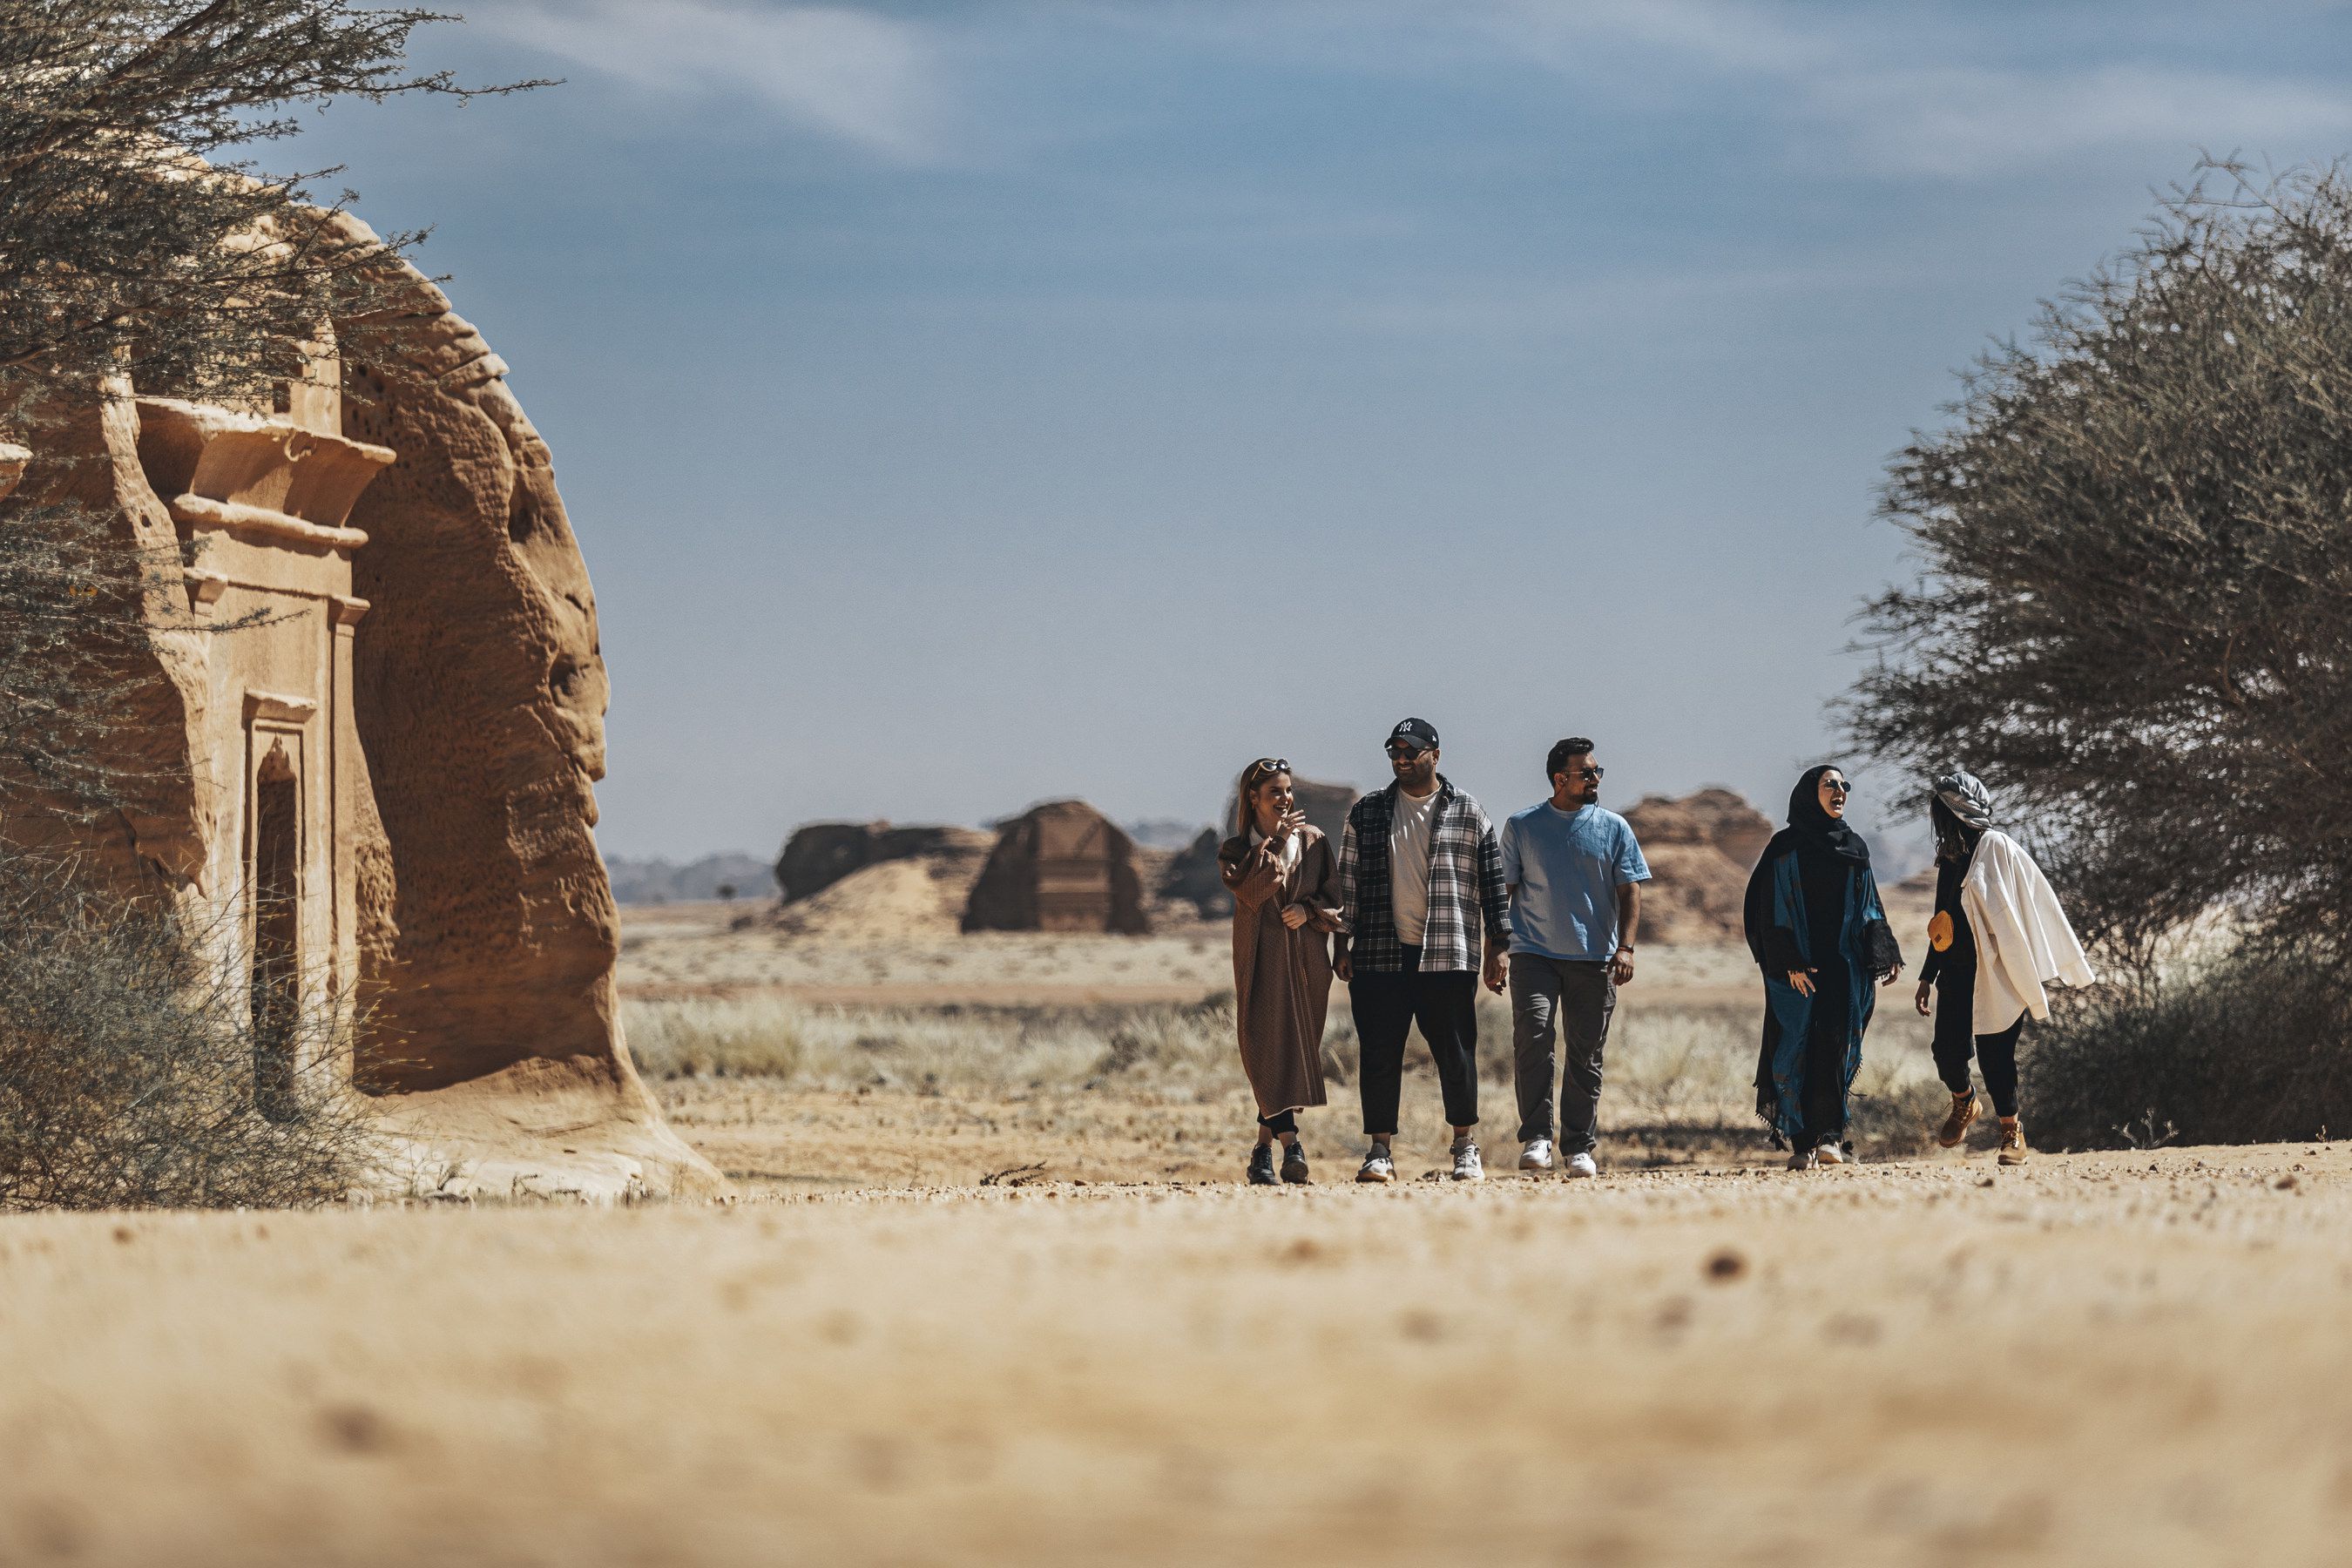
[[1565, 1151, 1598, 1179], [1357, 1146, 1396, 1184], [1815, 1139, 1847, 1166], [1518, 1139, 1555, 1172], [1451, 1141, 1484, 1182]]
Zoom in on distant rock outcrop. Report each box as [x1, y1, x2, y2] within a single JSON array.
[[1621, 787, 1776, 944], [1156, 827, 1232, 921], [605, 852, 775, 906], [774, 821, 993, 904], [964, 801, 1148, 934], [764, 855, 990, 942]]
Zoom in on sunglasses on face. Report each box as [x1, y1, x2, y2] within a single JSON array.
[[1386, 745, 1428, 760], [1821, 779, 1851, 795], [1564, 766, 1604, 782]]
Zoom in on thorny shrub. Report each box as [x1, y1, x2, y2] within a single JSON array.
[[2024, 954, 2352, 1151], [0, 850, 379, 1210]]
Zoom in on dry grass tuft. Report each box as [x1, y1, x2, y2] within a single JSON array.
[[624, 986, 1945, 1162]]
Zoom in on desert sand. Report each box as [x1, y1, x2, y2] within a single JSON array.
[[3, 1145, 2348, 1565], [13, 902, 2328, 1567]]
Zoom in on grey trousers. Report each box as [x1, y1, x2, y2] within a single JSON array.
[[1510, 953, 1616, 1152]]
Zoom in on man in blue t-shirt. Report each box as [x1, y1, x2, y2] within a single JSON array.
[[1497, 737, 1651, 1179]]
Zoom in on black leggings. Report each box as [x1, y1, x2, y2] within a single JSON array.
[[1932, 967, 2024, 1118], [1259, 1110, 1297, 1136]]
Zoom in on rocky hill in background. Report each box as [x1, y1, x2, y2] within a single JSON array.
[[605, 852, 776, 906], [1619, 787, 1774, 944], [711, 784, 1796, 944]]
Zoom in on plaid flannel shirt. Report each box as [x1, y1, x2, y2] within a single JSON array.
[[1335, 776, 1511, 973]]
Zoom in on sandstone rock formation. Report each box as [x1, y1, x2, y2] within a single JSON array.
[[963, 800, 1148, 934], [764, 855, 990, 942], [335, 239, 720, 1198], [1156, 828, 1232, 921], [9, 220, 722, 1200], [775, 821, 993, 904], [1620, 787, 1776, 945]]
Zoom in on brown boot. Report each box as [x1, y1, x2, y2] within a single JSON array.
[[1937, 1091, 1981, 1148], [1997, 1119, 2030, 1166]]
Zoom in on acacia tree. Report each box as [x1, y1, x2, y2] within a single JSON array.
[[1848, 160, 2352, 975]]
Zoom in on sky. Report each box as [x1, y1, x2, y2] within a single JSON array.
[[285, 0, 2352, 863]]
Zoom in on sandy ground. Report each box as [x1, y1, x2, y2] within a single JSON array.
[[23, 904, 2315, 1567], [4, 1143, 2349, 1566]]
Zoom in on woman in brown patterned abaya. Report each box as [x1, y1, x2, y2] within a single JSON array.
[[1219, 759, 1342, 1186]]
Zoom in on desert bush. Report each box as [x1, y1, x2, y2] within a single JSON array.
[[0, 853, 377, 1209], [2024, 956, 2352, 1150]]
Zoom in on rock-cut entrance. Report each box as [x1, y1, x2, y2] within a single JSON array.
[[250, 741, 300, 1123]]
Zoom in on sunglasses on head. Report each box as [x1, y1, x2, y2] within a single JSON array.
[[1249, 758, 1291, 776]]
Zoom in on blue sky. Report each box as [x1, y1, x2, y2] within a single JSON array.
[[292, 1, 2352, 861]]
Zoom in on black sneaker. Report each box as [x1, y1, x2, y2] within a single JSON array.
[[1281, 1143, 1310, 1185], [1247, 1145, 1279, 1186]]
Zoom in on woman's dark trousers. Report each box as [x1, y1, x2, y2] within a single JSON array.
[[1350, 946, 1479, 1135], [1931, 965, 2022, 1118]]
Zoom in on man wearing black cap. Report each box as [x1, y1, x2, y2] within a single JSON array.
[[1334, 718, 1511, 1183]]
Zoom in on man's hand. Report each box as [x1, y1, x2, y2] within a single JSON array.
[[1612, 946, 1635, 986], [1788, 969, 1816, 997], [1334, 944, 1352, 983], [1914, 978, 1933, 1016], [1280, 904, 1310, 930], [1483, 946, 1507, 994]]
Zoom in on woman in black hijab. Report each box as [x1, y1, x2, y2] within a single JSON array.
[[1742, 765, 1904, 1169]]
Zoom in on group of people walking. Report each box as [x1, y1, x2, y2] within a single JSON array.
[[1218, 720, 2092, 1184]]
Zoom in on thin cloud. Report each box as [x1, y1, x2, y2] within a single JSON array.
[[1089, 1, 2352, 179], [1818, 63, 2352, 179], [484, 1, 950, 161], [1483, 0, 2352, 177]]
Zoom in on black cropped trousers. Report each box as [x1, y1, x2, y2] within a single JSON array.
[[1349, 949, 1479, 1136]]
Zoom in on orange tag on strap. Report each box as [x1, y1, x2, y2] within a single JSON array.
[[1928, 911, 1954, 952]]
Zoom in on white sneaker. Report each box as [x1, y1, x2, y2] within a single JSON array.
[[1518, 1139, 1555, 1172], [1787, 1146, 1818, 1172], [1565, 1151, 1598, 1179], [1451, 1142, 1484, 1182], [1357, 1146, 1396, 1184], [1815, 1139, 1847, 1166]]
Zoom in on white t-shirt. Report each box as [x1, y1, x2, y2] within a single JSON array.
[[1389, 786, 1440, 946]]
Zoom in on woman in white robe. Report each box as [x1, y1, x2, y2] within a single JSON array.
[[1913, 771, 2095, 1164]]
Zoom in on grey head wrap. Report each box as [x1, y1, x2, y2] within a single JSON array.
[[1931, 770, 1994, 830]]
